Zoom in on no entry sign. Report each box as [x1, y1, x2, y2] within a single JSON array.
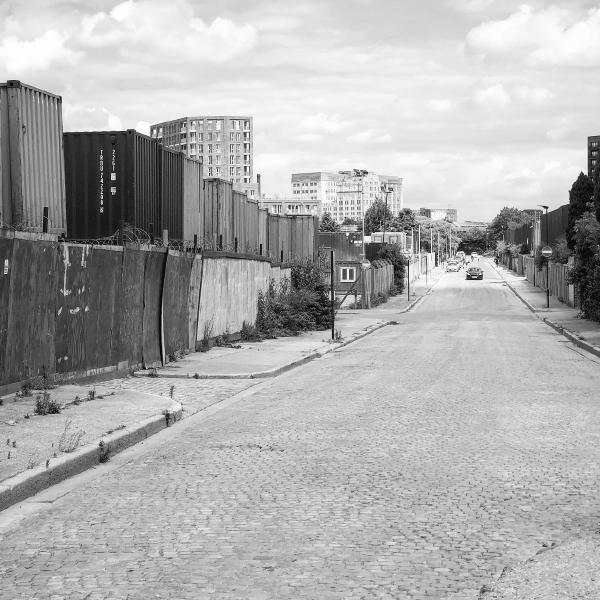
[[541, 246, 552, 258]]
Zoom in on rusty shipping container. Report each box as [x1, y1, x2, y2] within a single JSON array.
[[161, 147, 202, 241], [0, 80, 66, 232]]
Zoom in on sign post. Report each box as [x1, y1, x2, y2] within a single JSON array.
[[541, 246, 552, 309]]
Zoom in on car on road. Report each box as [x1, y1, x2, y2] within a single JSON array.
[[466, 266, 483, 280], [446, 260, 460, 272]]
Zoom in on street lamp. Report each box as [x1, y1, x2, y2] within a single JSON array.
[[538, 204, 550, 309]]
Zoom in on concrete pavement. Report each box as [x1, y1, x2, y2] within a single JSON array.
[[0, 267, 442, 511]]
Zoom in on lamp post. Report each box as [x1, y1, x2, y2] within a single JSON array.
[[539, 204, 550, 309], [381, 185, 391, 246]]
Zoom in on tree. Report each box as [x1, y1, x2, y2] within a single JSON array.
[[318, 212, 340, 232], [456, 227, 487, 254], [341, 217, 360, 226], [391, 208, 417, 232], [567, 172, 594, 249], [363, 199, 394, 235], [489, 207, 531, 241]]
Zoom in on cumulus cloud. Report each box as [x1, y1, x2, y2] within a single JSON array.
[[0, 30, 80, 74], [77, 0, 258, 63], [473, 84, 510, 108], [465, 5, 600, 66]]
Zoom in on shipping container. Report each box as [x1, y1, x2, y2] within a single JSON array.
[[64, 130, 161, 239], [64, 130, 202, 241], [0, 80, 66, 232]]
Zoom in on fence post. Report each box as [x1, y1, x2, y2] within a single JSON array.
[[42, 207, 49, 233], [330, 250, 335, 340]]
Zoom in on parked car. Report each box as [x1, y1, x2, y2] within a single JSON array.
[[446, 260, 460, 272], [466, 266, 483, 280]]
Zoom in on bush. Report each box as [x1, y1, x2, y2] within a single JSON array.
[[34, 392, 61, 416], [375, 245, 406, 293], [256, 261, 332, 337]]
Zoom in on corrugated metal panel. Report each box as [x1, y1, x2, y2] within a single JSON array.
[[132, 130, 161, 237], [64, 130, 163, 239], [0, 80, 66, 232], [182, 156, 202, 241], [160, 146, 183, 239], [258, 208, 268, 256], [202, 178, 218, 248], [268, 214, 279, 260]]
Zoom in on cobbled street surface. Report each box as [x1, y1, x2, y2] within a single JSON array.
[[3, 261, 600, 599]]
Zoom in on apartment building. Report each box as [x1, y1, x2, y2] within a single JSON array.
[[589, 135, 600, 180], [291, 170, 403, 223], [150, 116, 258, 199]]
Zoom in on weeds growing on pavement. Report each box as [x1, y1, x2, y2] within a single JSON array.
[[34, 392, 61, 416], [98, 440, 110, 463], [58, 419, 86, 453], [199, 319, 214, 352]]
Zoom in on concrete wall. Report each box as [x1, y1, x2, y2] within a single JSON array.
[[196, 256, 290, 343]]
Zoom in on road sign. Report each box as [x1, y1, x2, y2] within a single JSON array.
[[541, 246, 552, 258]]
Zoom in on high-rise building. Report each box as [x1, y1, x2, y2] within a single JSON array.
[[589, 135, 600, 180], [291, 170, 403, 223], [150, 116, 257, 199]]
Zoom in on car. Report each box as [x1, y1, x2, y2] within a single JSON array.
[[446, 260, 460, 272], [466, 266, 483, 280]]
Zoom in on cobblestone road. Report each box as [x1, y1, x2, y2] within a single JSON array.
[[2, 263, 600, 599]]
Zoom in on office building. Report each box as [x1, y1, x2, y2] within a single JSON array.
[[291, 169, 403, 223], [150, 116, 258, 199]]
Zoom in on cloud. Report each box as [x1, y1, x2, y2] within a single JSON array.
[[473, 84, 510, 108], [348, 130, 392, 144], [514, 86, 554, 105], [465, 5, 600, 66], [446, 0, 495, 13], [0, 30, 80, 74], [297, 113, 354, 134], [428, 99, 452, 111], [77, 0, 258, 64], [546, 119, 570, 142]]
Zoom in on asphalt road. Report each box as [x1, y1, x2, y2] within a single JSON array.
[[2, 261, 600, 599]]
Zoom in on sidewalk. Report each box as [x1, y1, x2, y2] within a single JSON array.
[[490, 259, 600, 357], [0, 267, 442, 512]]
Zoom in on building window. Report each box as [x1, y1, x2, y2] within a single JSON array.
[[216, 120, 222, 131], [230, 155, 235, 164], [208, 144, 213, 153], [208, 167, 213, 176], [340, 267, 356, 282], [230, 167, 235, 177]]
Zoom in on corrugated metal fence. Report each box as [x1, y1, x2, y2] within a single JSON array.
[[0, 232, 294, 388]]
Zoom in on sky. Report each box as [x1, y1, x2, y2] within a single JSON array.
[[1, 0, 598, 222]]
